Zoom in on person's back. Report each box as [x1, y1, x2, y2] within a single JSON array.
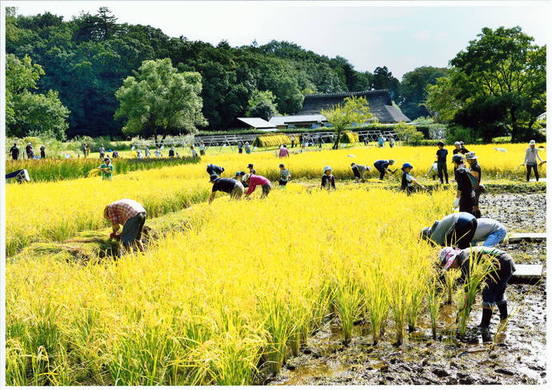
[[10, 144, 19, 160]]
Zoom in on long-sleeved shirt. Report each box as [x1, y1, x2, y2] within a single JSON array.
[[456, 246, 516, 284], [321, 174, 336, 190], [524, 147, 542, 164], [105, 199, 146, 226], [455, 166, 474, 196], [279, 148, 289, 158], [429, 212, 475, 245], [472, 218, 506, 242], [245, 175, 271, 195]]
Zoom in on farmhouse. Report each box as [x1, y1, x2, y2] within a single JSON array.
[[237, 89, 410, 131]]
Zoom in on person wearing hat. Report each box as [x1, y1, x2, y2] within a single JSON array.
[[436, 141, 449, 184], [321, 166, 336, 190], [373, 159, 396, 180], [10, 143, 20, 160], [206, 164, 225, 177], [104, 199, 146, 252], [523, 140, 544, 182], [453, 154, 475, 215], [351, 163, 370, 183], [401, 162, 425, 195], [421, 212, 478, 249], [99, 157, 113, 180], [25, 143, 34, 159], [247, 163, 256, 175], [452, 141, 469, 158], [244, 173, 272, 198], [466, 151, 483, 218], [438, 246, 516, 342], [40, 145, 46, 159], [208, 174, 244, 203]]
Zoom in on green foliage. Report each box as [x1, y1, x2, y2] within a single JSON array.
[[321, 96, 374, 149], [394, 122, 424, 145], [370, 66, 400, 100], [399, 66, 448, 120], [115, 59, 207, 144], [6, 54, 69, 140], [425, 74, 463, 123], [445, 125, 479, 145], [246, 90, 279, 120]]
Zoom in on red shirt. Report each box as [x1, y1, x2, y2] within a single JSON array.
[[245, 175, 271, 195], [105, 199, 146, 225]]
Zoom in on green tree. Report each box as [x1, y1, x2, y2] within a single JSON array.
[[449, 26, 546, 141], [370, 66, 400, 100], [399, 66, 448, 119], [321, 96, 374, 149], [6, 54, 69, 139], [114, 58, 207, 146], [246, 90, 279, 120], [425, 74, 464, 123]]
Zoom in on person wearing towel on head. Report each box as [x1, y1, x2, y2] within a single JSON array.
[[421, 212, 478, 249], [438, 246, 516, 342], [321, 166, 336, 190]]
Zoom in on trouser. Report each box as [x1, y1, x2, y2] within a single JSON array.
[[473, 189, 482, 218], [459, 194, 475, 215], [121, 212, 146, 247], [437, 162, 448, 184], [261, 183, 272, 198], [376, 168, 386, 180], [482, 227, 507, 247], [445, 216, 477, 249], [526, 163, 539, 181], [279, 179, 288, 186]]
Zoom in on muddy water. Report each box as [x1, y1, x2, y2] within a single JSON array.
[[269, 193, 546, 385]]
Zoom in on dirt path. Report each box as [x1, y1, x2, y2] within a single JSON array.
[[269, 193, 546, 385]]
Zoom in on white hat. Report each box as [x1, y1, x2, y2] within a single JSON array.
[[529, 140, 536, 145], [323, 166, 332, 173]]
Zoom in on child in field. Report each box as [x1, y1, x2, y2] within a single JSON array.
[[279, 144, 290, 158], [427, 160, 439, 180], [247, 163, 256, 174], [99, 157, 113, 180], [321, 166, 336, 190], [400, 162, 424, 195], [279, 164, 291, 186], [190, 145, 198, 158]]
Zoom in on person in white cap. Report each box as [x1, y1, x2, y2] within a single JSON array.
[[466, 151, 483, 218], [523, 140, 544, 182], [321, 166, 336, 190], [438, 246, 516, 342], [452, 141, 469, 157]]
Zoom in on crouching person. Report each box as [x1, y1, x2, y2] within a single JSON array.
[[439, 246, 516, 342], [421, 212, 477, 249], [400, 162, 425, 195], [209, 174, 244, 203], [471, 218, 507, 247], [104, 199, 146, 252]]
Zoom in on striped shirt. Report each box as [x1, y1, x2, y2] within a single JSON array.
[[105, 199, 146, 225]]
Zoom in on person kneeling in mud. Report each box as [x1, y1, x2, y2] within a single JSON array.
[[351, 162, 370, 183], [208, 174, 244, 203], [400, 162, 425, 195], [421, 212, 477, 249], [438, 246, 516, 342], [104, 199, 147, 252], [244, 173, 272, 199]]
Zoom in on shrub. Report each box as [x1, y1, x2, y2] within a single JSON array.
[[394, 122, 424, 145], [253, 134, 291, 147], [445, 125, 479, 144]]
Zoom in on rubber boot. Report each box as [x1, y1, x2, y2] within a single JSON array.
[[479, 308, 493, 343], [497, 301, 508, 321]]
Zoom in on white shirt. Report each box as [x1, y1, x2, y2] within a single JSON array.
[[472, 218, 506, 241]]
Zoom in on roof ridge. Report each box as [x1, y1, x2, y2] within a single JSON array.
[[304, 89, 389, 98]]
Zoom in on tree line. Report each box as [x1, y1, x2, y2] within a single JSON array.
[[6, 7, 545, 142]]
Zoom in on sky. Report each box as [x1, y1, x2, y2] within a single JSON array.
[[5, 1, 551, 79]]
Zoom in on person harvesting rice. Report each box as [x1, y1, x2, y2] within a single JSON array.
[[244, 174, 272, 199], [421, 212, 478, 249], [104, 199, 147, 252], [208, 175, 244, 203], [438, 246, 516, 342], [400, 162, 424, 195], [279, 164, 291, 186], [373, 159, 395, 180], [350, 163, 370, 183], [321, 166, 336, 190], [206, 164, 225, 177], [99, 157, 113, 180]]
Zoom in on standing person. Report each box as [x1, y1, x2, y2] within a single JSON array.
[[40, 145, 46, 159], [199, 142, 206, 156], [466, 152, 483, 218], [523, 140, 544, 182], [438, 246, 516, 342], [10, 143, 20, 160], [247, 163, 256, 174], [81, 143, 87, 158], [99, 146, 105, 159], [436, 141, 449, 184], [362, 135, 368, 145], [25, 143, 34, 159], [421, 212, 478, 249], [317, 135, 323, 148], [104, 199, 146, 252], [279, 164, 291, 186], [244, 142, 251, 154], [400, 162, 425, 195], [237, 141, 244, 154], [351, 162, 370, 183], [206, 164, 225, 176], [373, 159, 396, 180], [244, 174, 272, 199], [453, 154, 475, 215], [208, 175, 244, 203], [190, 145, 198, 158], [321, 166, 336, 190], [290, 135, 296, 148], [452, 141, 469, 156], [168, 147, 175, 157], [279, 144, 289, 158], [85, 144, 90, 157], [154, 148, 162, 158], [145, 147, 151, 158], [388, 135, 395, 148], [99, 157, 113, 180], [377, 134, 385, 148]]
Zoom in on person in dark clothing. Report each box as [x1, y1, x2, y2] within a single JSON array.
[[453, 154, 475, 215], [206, 164, 225, 176], [168, 147, 175, 157], [351, 163, 370, 183], [452, 141, 469, 156], [400, 162, 424, 195], [237, 141, 243, 154], [439, 246, 515, 342], [40, 145, 46, 159], [321, 166, 336, 190], [421, 212, 478, 249], [25, 143, 34, 159], [466, 152, 483, 218], [247, 163, 256, 174], [209, 175, 244, 203], [10, 143, 19, 160], [436, 142, 449, 184], [373, 159, 395, 180]]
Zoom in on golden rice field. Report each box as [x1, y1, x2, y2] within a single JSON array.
[[6, 187, 453, 385], [5, 143, 544, 256]]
